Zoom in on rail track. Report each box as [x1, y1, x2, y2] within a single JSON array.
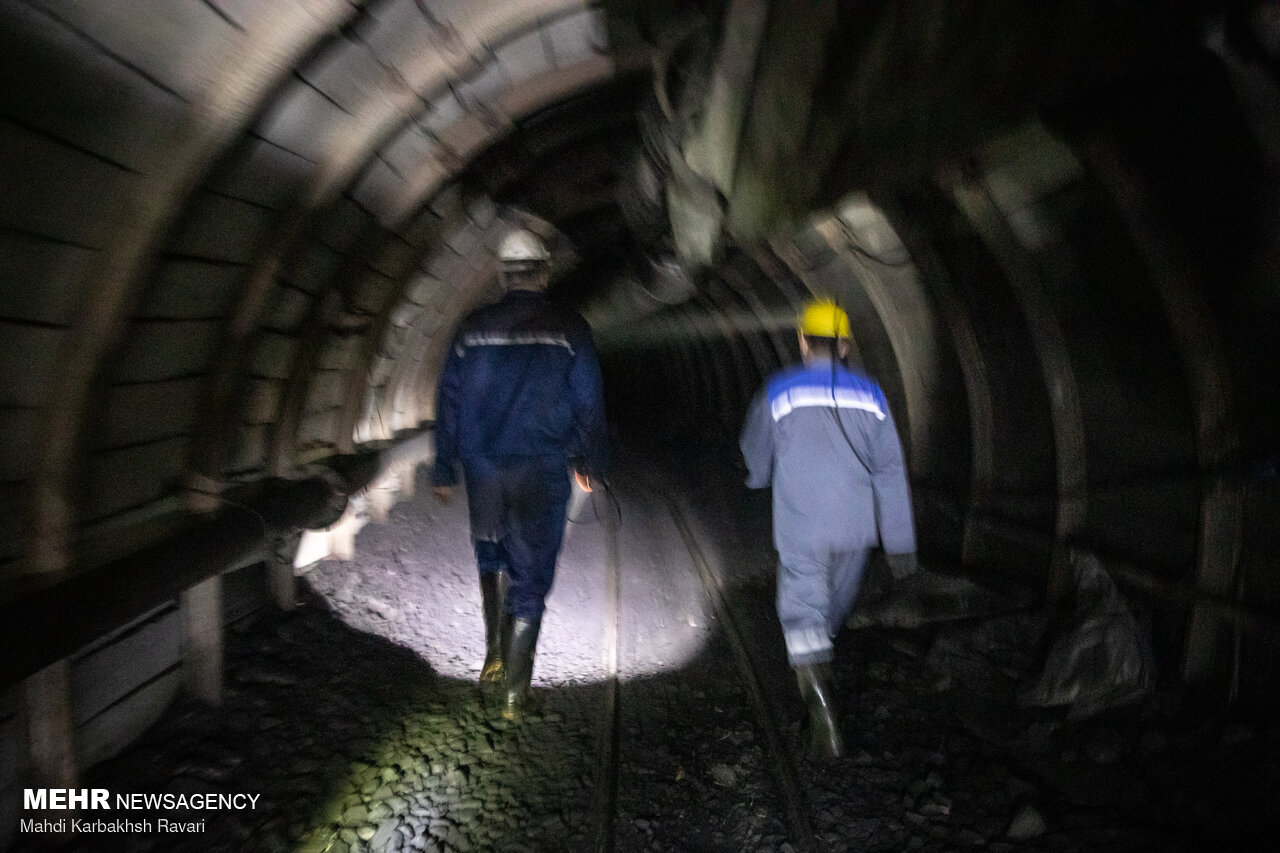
[[585, 481, 818, 852]]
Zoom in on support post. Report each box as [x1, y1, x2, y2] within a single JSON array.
[[182, 575, 223, 705], [25, 659, 78, 788], [269, 558, 296, 612], [270, 534, 299, 611], [402, 462, 417, 498]]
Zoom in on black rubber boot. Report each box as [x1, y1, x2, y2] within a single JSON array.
[[479, 571, 508, 690], [796, 662, 844, 759], [502, 616, 542, 720]]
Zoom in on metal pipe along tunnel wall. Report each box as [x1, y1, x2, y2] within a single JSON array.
[[1, 0, 1279, 830]]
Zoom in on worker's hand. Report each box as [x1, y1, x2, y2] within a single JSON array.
[[885, 551, 919, 580], [573, 470, 594, 493], [431, 485, 454, 505]]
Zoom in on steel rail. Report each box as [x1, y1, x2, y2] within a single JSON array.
[[590, 489, 622, 852], [661, 495, 820, 853]]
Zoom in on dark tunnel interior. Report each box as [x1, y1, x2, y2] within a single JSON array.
[[2, 0, 1280, 850]]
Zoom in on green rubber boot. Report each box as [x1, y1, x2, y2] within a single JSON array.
[[502, 616, 542, 720], [796, 662, 844, 759], [479, 571, 509, 691]]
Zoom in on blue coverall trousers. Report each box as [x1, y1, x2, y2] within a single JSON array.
[[463, 456, 571, 620], [776, 547, 871, 666]]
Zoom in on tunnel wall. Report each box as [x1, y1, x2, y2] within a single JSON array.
[[0, 0, 627, 813], [2, 0, 1280, 822], [0, 560, 272, 849], [0, 0, 617, 581], [598, 102, 1280, 695]]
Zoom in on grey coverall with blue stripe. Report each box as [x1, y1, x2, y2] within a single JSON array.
[[740, 359, 916, 666]]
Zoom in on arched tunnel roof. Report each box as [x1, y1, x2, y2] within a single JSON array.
[[2, 0, 1280, 700]]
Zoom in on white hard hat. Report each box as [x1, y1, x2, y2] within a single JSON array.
[[498, 228, 550, 264]]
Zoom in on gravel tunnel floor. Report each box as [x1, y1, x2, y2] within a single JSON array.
[[26, 449, 1280, 852]]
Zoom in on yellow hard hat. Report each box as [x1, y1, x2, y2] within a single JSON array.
[[798, 298, 850, 338]]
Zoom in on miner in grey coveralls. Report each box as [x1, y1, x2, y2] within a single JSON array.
[[739, 298, 917, 758]]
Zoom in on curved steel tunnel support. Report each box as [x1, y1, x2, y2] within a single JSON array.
[[682, 316, 728, 441], [371, 187, 475, 432], [384, 299, 445, 434], [766, 239, 868, 379], [267, 283, 349, 474], [700, 277, 773, 413], [333, 56, 643, 444], [336, 206, 468, 447], [771, 227, 915, 475], [271, 214, 427, 468], [811, 214, 941, 476], [876, 194, 997, 566], [1080, 135, 1245, 689], [705, 254, 803, 419], [628, 289, 760, 446], [664, 325, 706, 441], [393, 222, 511, 431], [191, 3, 619, 490], [187, 216, 307, 498], [197, 200, 444, 483], [752, 243, 816, 308], [183, 4, 483, 474], [28, 1, 360, 575], [385, 285, 456, 434], [718, 259, 793, 369], [273, 200, 492, 473], [385, 53, 635, 228], [345, 202, 509, 445], [948, 171, 1088, 603]]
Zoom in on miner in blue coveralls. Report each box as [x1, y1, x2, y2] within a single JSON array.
[[430, 226, 609, 720], [740, 298, 918, 758]]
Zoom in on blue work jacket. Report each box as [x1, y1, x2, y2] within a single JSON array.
[[430, 289, 608, 486], [740, 359, 915, 556]]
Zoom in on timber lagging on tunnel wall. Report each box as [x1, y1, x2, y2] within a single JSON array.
[[0, 0, 626, 812], [3, 0, 621, 580]]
